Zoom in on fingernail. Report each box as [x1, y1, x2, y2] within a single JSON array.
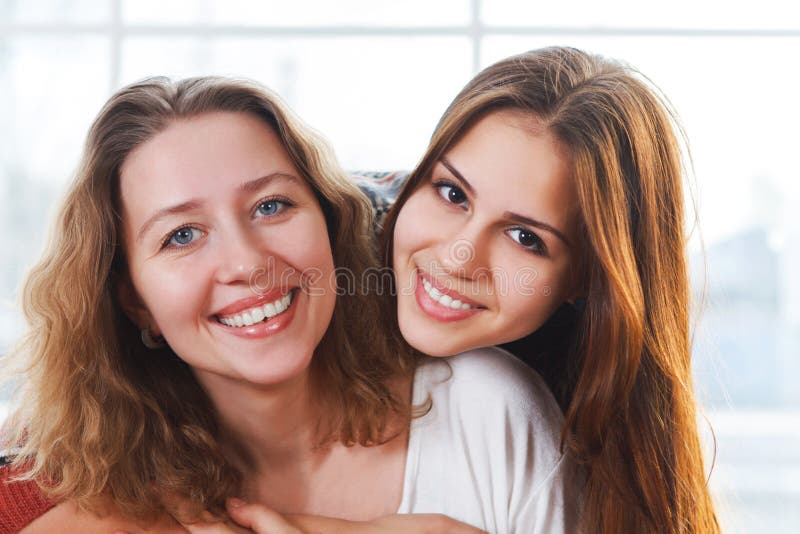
[[228, 497, 247, 508]]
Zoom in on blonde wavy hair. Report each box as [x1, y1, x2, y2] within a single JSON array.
[[2, 76, 413, 521]]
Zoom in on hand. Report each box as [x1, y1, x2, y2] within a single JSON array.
[[341, 514, 487, 534], [224, 498, 303, 534], [225, 499, 486, 534], [112, 498, 299, 534]]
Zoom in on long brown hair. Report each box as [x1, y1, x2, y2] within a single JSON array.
[[2, 76, 412, 521], [382, 47, 719, 533]]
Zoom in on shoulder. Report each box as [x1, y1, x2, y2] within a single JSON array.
[[417, 346, 564, 428], [19, 500, 184, 534], [439, 349, 583, 531], [413, 346, 566, 478], [0, 460, 57, 533], [408, 349, 581, 532]]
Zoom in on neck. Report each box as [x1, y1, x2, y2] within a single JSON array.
[[194, 367, 321, 475]]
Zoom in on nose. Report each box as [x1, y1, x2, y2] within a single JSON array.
[[214, 225, 270, 286], [433, 221, 489, 280]]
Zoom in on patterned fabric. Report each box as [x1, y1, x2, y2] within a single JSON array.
[[351, 170, 410, 233], [0, 459, 55, 534]]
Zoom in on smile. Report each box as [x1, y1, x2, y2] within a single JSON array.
[[421, 277, 477, 310], [216, 290, 295, 327], [414, 272, 485, 323]]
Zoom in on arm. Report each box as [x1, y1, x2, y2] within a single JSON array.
[[229, 499, 486, 534], [50, 498, 486, 534], [280, 514, 485, 534]]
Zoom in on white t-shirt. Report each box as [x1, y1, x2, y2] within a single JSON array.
[[396, 347, 581, 534]]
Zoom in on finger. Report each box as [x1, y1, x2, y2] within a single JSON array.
[[226, 498, 303, 534], [180, 520, 242, 534]]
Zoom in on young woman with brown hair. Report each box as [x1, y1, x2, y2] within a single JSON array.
[[378, 46, 721, 533]]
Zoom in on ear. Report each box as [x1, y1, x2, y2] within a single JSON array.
[[116, 275, 159, 335]]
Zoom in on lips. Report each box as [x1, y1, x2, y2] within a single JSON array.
[[212, 288, 300, 339], [212, 286, 295, 318], [413, 271, 485, 323], [417, 270, 485, 309], [217, 290, 294, 327]]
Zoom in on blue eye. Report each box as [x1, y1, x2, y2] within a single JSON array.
[[163, 226, 203, 249], [507, 227, 547, 255], [255, 198, 291, 218], [434, 181, 468, 208]]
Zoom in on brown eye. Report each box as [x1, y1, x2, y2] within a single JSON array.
[[507, 228, 547, 255], [435, 181, 468, 207]]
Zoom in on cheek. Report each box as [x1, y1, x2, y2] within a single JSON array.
[[137, 260, 213, 334], [289, 214, 337, 319], [393, 192, 435, 265], [502, 259, 573, 325], [290, 214, 336, 281]]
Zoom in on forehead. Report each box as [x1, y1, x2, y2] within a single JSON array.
[[445, 109, 576, 224], [121, 111, 292, 195], [118, 111, 300, 218]]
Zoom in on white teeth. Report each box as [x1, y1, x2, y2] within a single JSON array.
[[423, 279, 443, 299], [218, 291, 295, 328], [421, 277, 477, 310]]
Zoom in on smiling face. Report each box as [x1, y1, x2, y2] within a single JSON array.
[[118, 111, 337, 390], [392, 109, 580, 356]]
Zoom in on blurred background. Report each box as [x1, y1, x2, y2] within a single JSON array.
[[1, 0, 798, 531]]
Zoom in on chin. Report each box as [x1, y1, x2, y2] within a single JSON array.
[[398, 318, 465, 358], [236, 349, 315, 386]]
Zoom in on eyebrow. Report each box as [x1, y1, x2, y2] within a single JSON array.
[[439, 157, 476, 196], [504, 212, 571, 248], [438, 157, 571, 248], [135, 172, 300, 242]]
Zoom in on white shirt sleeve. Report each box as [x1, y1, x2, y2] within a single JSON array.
[[396, 347, 582, 534]]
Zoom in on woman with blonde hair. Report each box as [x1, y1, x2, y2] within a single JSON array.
[[1, 74, 572, 533], [378, 46, 721, 533], [1, 74, 425, 531]]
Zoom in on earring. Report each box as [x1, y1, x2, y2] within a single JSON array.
[[141, 327, 167, 349]]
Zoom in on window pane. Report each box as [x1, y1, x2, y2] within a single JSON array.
[[482, 0, 800, 30], [121, 36, 474, 170], [0, 0, 110, 24], [709, 411, 800, 532], [0, 35, 110, 353], [123, 0, 470, 27]]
